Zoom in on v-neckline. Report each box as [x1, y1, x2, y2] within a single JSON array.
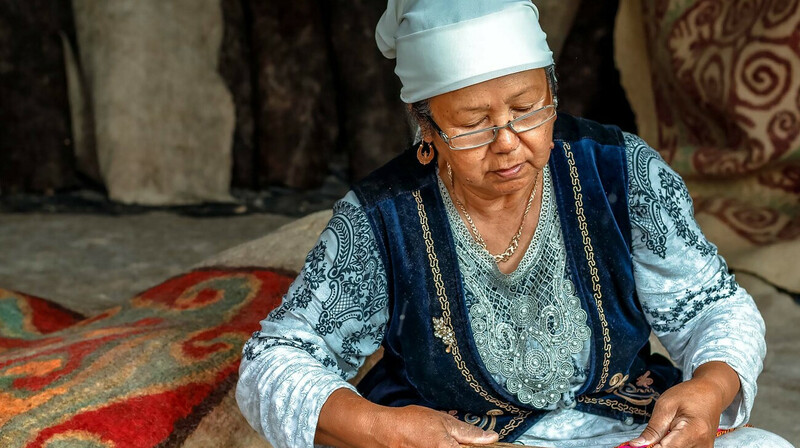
[[436, 165, 552, 282]]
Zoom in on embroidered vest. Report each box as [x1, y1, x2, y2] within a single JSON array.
[[352, 113, 681, 441]]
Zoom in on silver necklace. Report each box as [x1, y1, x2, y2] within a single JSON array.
[[447, 163, 539, 263]]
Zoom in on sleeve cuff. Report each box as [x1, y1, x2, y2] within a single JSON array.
[[237, 346, 360, 448], [689, 357, 757, 428]]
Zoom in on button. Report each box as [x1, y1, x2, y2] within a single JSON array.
[[624, 416, 634, 425]]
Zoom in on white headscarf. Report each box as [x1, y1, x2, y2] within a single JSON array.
[[376, 0, 554, 103]]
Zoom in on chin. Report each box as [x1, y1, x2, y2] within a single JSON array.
[[490, 175, 533, 195]]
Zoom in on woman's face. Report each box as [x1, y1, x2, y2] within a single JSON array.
[[426, 68, 555, 198]]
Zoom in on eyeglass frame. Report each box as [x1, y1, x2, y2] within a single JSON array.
[[426, 101, 558, 151]]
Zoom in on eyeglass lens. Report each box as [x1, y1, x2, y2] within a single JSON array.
[[448, 106, 556, 150]]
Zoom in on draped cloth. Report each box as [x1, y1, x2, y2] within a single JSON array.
[[615, 0, 800, 294]]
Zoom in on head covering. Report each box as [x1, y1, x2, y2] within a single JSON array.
[[376, 0, 554, 103]]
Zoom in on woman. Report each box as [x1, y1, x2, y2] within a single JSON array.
[[236, 1, 793, 447]]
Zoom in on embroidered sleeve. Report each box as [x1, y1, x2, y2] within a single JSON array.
[[235, 190, 389, 448], [624, 132, 766, 427]]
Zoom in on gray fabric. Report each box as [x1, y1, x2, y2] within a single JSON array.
[[71, 0, 235, 205]]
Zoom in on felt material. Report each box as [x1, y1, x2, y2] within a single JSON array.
[[71, 0, 235, 205], [0, 291, 84, 342], [0, 268, 290, 448], [738, 273, 800, 446], [615, 0, 800, 295], [613, 426, 750, 448], [353, 113, 680, 441]]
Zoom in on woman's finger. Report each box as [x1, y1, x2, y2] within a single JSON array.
[[628, 399, 676, 447], [658, 418, 713, 448], [445, 418, 499, 445], [655, 423, 708, 448]]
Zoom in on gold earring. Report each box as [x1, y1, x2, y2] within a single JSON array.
[[417, 140, 434, 165]]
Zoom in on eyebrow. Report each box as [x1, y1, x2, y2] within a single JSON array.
[[506, 87, 547, 104], [457, 88, 545, 113], [506, 88, 531, 102], [459, 104, 491, 113]]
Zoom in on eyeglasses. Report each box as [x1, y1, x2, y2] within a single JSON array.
[[429, 103, 557, 150]]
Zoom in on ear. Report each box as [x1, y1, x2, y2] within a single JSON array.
[[419, 119, 435, 142], [407, 103, 435, 142]]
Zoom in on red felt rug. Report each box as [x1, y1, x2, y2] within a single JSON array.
[[0, 268, 292, 448]]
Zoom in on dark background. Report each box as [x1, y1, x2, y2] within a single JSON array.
[[0, 0, 634, 215]]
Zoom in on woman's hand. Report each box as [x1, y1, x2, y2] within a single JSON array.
[[369, 405, 499, 448], [627, 361, 741, 448], [316, 388, 499, 448]]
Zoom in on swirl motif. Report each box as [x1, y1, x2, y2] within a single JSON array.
[[763, 0, 799, 26], [731, 205, 781, 230], [640, 0, 800, 292], [651, 0, 800, 177], [692, 137, 768, 176], [738, 49, 792, 109], [695, 197, 799, 244], [698, 53, 728, 106], [1, 269, 294, 447], [721, 0, 762, 39], [758, 164, 800, 193], [767, 110, 800, 152]]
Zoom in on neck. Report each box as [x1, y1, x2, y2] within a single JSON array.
[[441, 168, 539, 222]]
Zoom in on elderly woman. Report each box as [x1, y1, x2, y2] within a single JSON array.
[[236, 1, 794, 447]]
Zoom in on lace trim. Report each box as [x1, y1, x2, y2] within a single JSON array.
[[412, 189, 531, 438], [438, 168, 591, 409]]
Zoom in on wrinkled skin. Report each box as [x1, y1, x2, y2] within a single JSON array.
[[316, 388, 498, 447]]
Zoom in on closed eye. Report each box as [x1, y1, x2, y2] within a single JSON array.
[[513, 105, 535, 113], [462, 116, 489, 129]]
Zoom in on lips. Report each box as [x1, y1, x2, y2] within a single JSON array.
[[492, 163, 523, 178]]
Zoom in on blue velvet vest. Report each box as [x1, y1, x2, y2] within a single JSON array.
[[352, 113, 681, 441]]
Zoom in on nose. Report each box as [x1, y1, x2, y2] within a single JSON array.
[[490, 124, 520, 154]]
